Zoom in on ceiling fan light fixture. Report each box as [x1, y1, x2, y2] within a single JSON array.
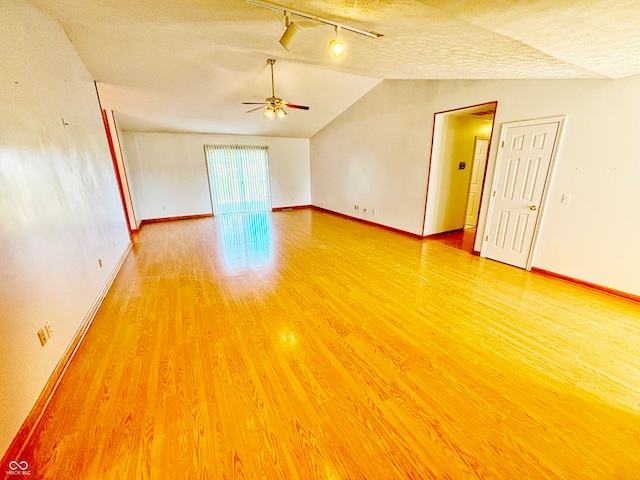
[[264, 106, 275, 118], [276, 107, 286, 118]]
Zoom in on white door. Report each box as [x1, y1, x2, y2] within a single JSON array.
[[483, 120, 561, 268], [464, 137, 489, 227]]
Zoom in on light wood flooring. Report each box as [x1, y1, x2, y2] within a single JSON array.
[[427, 227, 477, 253], [11, 210, 640, 479]]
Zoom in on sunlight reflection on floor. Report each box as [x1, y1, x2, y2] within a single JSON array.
[[217, 212, 273, 274]]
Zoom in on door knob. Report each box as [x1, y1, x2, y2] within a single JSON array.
[[530, 205, 537, 211]]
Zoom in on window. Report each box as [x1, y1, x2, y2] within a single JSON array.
[[204, 145, 271, 215]]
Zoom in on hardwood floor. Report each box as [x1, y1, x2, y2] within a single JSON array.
[[428, 227, 477, 252], [9, 210, 640, 479]]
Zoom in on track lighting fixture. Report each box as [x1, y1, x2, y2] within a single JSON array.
[[279, 12, 300, 51], [329, 26, 345, 57], [247, 0, 382, 55], [329, 40, 345, 57]]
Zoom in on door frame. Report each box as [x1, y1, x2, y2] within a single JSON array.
[[101, 109, 138, 234], [480, 115, 567, 270], [421, 100, 498, 246]]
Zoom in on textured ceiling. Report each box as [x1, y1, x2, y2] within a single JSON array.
[[26, 0, 640, 137]]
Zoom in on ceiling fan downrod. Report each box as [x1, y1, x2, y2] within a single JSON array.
[[268, 58, 276, 98]]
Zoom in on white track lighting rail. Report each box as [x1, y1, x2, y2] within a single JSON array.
[[246, 0, 384, 38]]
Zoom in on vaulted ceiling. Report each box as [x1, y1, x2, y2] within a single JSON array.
[[28, 0, 640, 138]]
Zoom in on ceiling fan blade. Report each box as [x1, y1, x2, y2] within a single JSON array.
[[286, 104, 310, 110], [242, 102, 267, 105], [246, 105, 265, 113]]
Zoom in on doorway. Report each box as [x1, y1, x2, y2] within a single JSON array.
[[423, 102, 497, 253], [482, 116, 565, 269]]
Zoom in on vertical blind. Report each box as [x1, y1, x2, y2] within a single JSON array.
[[205, 145, 271, 215]]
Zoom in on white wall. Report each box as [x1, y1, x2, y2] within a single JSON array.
[[122, 132, 310, 219], [0, 0, 131, 457], [311, 81, 432, 233], [310, 77, 640, 296], [424, 115, 492, 235]]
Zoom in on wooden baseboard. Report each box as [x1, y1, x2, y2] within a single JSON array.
[[1, 242, 133, 464], [311, 205, 424, 239], [272, 205, 312, 212], [531, 267, 640, 303], [139, 214, 212, 226]]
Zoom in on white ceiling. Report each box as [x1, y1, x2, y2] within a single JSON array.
[[27, 0, 640, 138]]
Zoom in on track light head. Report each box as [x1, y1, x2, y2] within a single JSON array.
[[330, 26, 345, 57], [330, 39, 345, 57], [279, 13, 300, 50]]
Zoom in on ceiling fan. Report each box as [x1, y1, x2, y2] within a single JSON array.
[[242, 59, 309, 118]]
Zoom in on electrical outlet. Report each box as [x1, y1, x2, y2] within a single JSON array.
[[45, 322, 52, 338], [372, 209, 377, 215], [38, 328, 48, 346], [561, 193, 572, 204]]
